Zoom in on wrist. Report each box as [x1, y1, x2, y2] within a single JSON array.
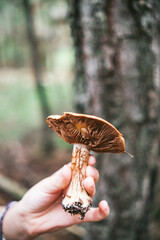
[[2, 201, 32, 240]]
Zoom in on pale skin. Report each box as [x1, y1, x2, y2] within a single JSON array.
[[1, 155, 110, 240]]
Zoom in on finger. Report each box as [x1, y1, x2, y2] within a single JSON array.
[[76, 200, 109, 223], [83, 200, 110, 222], [50, 200, 109, 229], [88, 155, 96, 166], [37, 165, 71, 194], [83, 177, 95, 198], [86, 166, 99, 183]]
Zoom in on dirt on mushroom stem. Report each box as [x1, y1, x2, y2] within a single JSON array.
[[62, 144, 92, 220]]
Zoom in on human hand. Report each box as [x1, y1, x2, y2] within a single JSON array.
[[3, 156, 110, 240]]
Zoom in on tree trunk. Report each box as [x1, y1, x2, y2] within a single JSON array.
[[22, 0, 53, 153], [69, 0, 160, 239]]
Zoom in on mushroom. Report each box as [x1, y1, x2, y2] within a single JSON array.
[[46, 112, 125, 219]]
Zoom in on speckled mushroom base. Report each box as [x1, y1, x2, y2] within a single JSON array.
[[62, 200, 92, 220], [62, 144, 92, 220]]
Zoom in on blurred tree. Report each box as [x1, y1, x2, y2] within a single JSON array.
[[22, 0, 53, 153], [69, 0, 160, 240]]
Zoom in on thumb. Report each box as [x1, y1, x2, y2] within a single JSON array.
[[37, 164, 72, 194]]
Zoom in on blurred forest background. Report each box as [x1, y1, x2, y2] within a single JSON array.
[[0, 1, 160, 240]]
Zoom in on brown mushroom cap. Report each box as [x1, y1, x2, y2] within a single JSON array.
[[46, 112, 125, 153]]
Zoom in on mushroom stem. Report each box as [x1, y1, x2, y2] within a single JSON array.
[[62, 144, 92, 219]]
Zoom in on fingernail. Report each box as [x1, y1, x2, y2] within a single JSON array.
[[89, 155, 96, 164], [101, 200, 109, 209]]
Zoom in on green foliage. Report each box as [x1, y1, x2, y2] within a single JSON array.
[[0, 75, 73, 144], [0, 80, 40, 142], [0, 0, 29, 67], [0, 0, 74, 148]]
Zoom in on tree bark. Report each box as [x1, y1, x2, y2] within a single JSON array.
[[69, 0, 160, 239], [22, 0, 53, 153]]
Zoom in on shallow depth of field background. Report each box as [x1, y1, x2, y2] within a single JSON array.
[[0, 1, 160, 240], [0, 1, 77, 239], [0, 0, 74, 144]]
